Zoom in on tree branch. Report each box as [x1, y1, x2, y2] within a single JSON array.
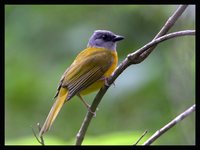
[[143, 104, 196, 145], [75, 5, 192, 145], [154, 5, 188, 39], [126, 4, 188, 64], [75, 30, 195, 145]]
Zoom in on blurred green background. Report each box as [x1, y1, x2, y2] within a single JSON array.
[[5, 5, 195, 145]]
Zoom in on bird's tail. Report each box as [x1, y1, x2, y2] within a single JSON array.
[[39, 87, 68, 137]]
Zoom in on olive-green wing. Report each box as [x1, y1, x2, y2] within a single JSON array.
[[60, 51, 113, 100]]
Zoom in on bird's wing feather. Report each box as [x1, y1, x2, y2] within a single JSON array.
[[61, 49, 113, 100]]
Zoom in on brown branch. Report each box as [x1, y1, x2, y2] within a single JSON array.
[[126, 4, 188, 64], [154, 5, 188, 39], [138, 5, 188, 62], [143, 104, 196, 145], [75, 30, 195, 145], [75, 5, 191, 145]]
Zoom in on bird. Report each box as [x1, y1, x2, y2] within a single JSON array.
[[39, 30, 124, 137]]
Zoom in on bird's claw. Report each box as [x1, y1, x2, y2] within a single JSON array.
[[88, 108, 96, 117], [104, 77, 115, 87]]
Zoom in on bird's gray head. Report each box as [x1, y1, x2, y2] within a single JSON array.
[[87, 30, 124, 51]]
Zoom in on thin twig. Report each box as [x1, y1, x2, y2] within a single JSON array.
[[134, 130, 148, 145], [32, 123, 45, 145], [75, 5, 191, 145], [143, 104, 196, 145]]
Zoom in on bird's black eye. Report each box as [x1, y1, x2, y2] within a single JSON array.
[[102, 34, 107, 40], [101, 34, 112, 41]]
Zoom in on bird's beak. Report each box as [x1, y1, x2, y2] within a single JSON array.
[[113, 35, 124, 42]]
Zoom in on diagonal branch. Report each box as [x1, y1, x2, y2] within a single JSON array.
[[154, 5, 188, 39], [75, 29, 195, 145], [134, 130, 148, 145], [108, 30, 195, 85], [75, 5, 191, 145], [143, 104, 196, 145], [127, 4, 188, 64]]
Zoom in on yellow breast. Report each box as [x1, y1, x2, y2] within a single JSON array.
[[80, 48, 118, 95], [104, 51, 118, 78]]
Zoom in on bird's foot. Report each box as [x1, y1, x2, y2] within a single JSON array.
[[87, 107, 96, 117], [102, 77, 115, 87]]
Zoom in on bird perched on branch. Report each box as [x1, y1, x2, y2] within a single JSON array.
[[39, 30, 124, 137]]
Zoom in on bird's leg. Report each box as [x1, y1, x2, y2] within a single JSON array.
[[77, 94, 96, 117]]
